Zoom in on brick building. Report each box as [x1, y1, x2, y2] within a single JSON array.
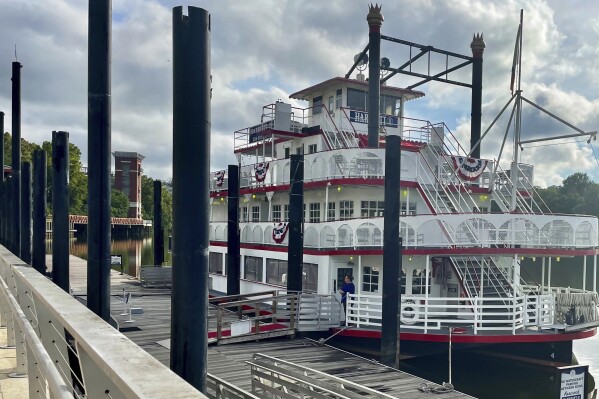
[[112, 151, 145, 219]]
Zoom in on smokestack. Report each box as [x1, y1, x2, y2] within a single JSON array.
[[367, 4, 383, 149], [470, 33, 485, 159]]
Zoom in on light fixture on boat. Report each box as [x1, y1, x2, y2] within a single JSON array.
[[337, 185, 342, 192], [408, 256, 413, 261], [556, 256, 561, 262], [402, 189, 408, 197], [220, 197, 224, 202], [252, 194, 256, 199], [532, 257, 536, 262], [349, 256, 354, 261], [520, 256, 524, 260]]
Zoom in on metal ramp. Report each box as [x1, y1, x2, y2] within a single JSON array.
[[209, 291, 342, 345], [247, 353, 398, 399]]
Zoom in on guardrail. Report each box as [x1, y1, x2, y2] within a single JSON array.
[[346, 293, 557, 334], [0, 245, 207, 399], [140, 265, 172, 287], [247, 353, 397, 399]]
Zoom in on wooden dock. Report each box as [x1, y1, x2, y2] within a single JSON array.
[[49, 255, 475, 398]]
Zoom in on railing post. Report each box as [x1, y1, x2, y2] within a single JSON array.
[[10, 324, 26, 378], [254, 303, 260, 334], [289, 295, 296, 331], [216, 307, 222, 341]]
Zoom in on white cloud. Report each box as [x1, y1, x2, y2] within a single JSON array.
[[0, 0, 597, 190]]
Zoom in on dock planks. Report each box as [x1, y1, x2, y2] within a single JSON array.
[[48, 255, 474, 398]]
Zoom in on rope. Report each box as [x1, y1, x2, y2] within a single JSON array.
[[418, 382, 455, 394]]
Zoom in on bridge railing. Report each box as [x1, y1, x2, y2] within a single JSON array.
[[0, 245, 207, 399]]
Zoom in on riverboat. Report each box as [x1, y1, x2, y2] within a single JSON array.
[[206, 13, 599, 363]]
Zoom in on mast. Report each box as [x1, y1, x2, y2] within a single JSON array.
[[510, 10, 523, 211]]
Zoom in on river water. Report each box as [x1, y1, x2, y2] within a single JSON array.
[[70, 237, 599, 398]]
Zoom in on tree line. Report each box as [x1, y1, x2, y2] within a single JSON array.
[[3, 132, 172, 230]]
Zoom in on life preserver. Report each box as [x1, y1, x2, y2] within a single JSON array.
[[401, 299, 420, 325]]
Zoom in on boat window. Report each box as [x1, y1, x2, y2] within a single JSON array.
[[240, 206, 249, 222], [272, 204, 282, 222], [302, 263, 318, 292], [347, 88, 366, 111], [209, 252, 223, 275], [362, 266, 380, 292], [401, 202, 417, 216], [244, 256, 263, 282], [380, 94, 401, 116], [251, 206, 260, 222], [361, 201, 385, 218], [266, 258, 288, 286], [309, 203, 321, 223], [284, 204, 290, 222], [335, 89, 342, 109], [284, 147, 290, 159], [328, 96, 334, 113], [412, 269, 431, 295], [339, 200, 354, 220], [327, 202, 336, 221], [313, 96, 323, 115], [308, 144, 317, 154]]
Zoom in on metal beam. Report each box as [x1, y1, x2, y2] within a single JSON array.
[[153, 180, 164, 266], [287, 154, 304, 292], [406, 60, 472, 90], [381, 48, 430, 83], [519, 131, 597, 146], [11, 62, 22, 255], [20, 162, 31, 264], [382, 67, 472, 88], [344, 43, 369, 79], [381, 35, 473, 61], [226, 164, 240, 296]]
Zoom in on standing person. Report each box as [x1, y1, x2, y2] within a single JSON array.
[[338, 275, 355, 320]]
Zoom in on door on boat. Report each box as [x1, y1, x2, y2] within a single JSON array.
[[333, 266, 355, 293]]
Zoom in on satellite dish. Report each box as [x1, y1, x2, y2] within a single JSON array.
[[354, 53, 369, 66], [381, 57, 391, 69]]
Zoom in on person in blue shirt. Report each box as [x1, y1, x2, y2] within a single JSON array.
[[338, 275, 355, 315]]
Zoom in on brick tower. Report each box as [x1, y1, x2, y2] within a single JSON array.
[[113, 151, 145, 219]]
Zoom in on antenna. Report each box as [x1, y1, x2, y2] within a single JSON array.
[[14, 44, 18, 61]]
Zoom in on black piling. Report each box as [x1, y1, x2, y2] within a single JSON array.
[[226, 164, 240, 296], [381, 134, 402, 369], [87, 0, 112, 321], [153, 180, 164, 266], [0, 110, 4, 246], [11, 62, 22, 255], [367, 5, 383, 149], [32, 149, 47, 274], [52, 131, 70, 292], [20, 162, 31, 264], [171, 6, 211, 392], [287, 154, 304, 292], [470, 34, 485, 159]]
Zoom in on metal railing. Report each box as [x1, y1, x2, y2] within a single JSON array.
[[247, 353, 397, 399], [346, 293, 556, 334], [0, 245, 207, 399]]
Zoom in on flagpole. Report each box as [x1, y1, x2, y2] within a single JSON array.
[[510, 9, 524, 212]]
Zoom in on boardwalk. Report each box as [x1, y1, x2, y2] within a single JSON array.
[[44, 255, 474, 398]]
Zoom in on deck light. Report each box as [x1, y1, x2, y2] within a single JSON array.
[[408, 256, 413, 261], [532, 257, 536, 262], [337, 185, 342, 192], [520, 256, 524, 260], [220, 197, 224, 202], [556, 256, 560, 262]]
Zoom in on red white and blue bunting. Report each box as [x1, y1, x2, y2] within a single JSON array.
[[215, 170, 225, 187], [255, 162, 269, 183], [272, 222, 289, 244], [451, 156, 488, 181]]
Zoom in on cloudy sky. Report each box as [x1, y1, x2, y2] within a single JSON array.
[[0, 0, 597, 187]]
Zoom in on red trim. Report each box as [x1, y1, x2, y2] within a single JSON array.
[[210, 241, 599, 257], [330, 327, 597, 343]]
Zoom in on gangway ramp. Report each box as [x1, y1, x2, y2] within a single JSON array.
[[207, 338, 475, 398]]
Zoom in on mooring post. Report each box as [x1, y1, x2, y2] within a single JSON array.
[[20, 162, 31, 264], [367, 4, 383, 149], [171, 6, 211, 392], [153, 180, 164, 266], [87, 0, 112, 321], [11, 62, 22, 255], [52, 131, 70, 292], [470, 34, 485, 159], [287, 154, 304, 293], [381, 134, 402, 369], [0, 111, 4, 246], [32, 149, 47, 274], [226, 164, 240, 296]]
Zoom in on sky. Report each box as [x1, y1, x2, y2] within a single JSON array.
[[0, 0, 597, 187]]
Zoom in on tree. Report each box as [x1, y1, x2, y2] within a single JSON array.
[[536, 173, 599, 217], [111, 190, 129, 217]]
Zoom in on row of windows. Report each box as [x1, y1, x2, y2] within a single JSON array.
[[209, 253, 318, 292], [360, 267, 429, 294], [266, 200, 417, 223], [315, 89, 397, 115]]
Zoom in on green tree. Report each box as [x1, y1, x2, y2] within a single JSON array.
[[536, 173, 599, 217], [111, 190, 129, 217]]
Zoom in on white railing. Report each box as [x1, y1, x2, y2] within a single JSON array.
[[346, 293, 556, 334], [0, 245, 207, 399], [211, 212, 599, 250], [297, 293, 343, 331]]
